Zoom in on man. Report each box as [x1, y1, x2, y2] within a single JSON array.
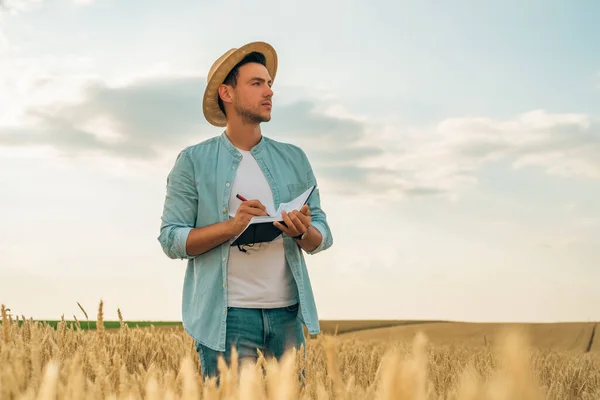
[[157, 41, 333, 380]]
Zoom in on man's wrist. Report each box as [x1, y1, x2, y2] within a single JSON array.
[[223, 218, 240, 238], [293, 225, 312, 240], [294, 224, 322, 253]]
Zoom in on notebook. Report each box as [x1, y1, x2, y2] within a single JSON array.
[[230, 185, 316, 247]]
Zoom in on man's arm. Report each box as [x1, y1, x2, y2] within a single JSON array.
[[273, 150, 333, 255], [157, 149, 234, 259], [158, 149, 203, 259], [184, 221, 236, 257], [185, 199, 270, 256], [275, 201, 330, 254], [157, 150, 269, 259], [296, 222, 323, 253], [302, 153, 333, 255]]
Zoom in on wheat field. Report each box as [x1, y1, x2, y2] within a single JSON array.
[[1, 302, 599, 399]]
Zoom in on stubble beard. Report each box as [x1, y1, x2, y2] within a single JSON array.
[[234, 102, 270, 125]]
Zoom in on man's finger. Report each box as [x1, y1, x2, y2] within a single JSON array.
[[289, 212, 307, 233], [292, 210, 310, 226], [282, 211, 301, 234], [273, 221, 290, 234], [241, 205, 268, 216], [300, 204, 311, 216], [245, 200, 266, 211]]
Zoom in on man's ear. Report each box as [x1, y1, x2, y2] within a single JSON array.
[[218, 84, 232, 104]]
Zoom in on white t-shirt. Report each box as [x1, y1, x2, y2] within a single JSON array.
[[226, 148, 298, 308]]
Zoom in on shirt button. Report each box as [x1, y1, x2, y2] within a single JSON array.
[[223, 207, 227, 213], [226, 182, 230, 187], [222, 257, 227, 263]]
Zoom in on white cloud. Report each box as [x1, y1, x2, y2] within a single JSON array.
[[1, 58, 599, 202], [360, 109, 600, 200], [0, 53, 96, 127], [0, 52, 203, 129], [321, 104, 367, 123]]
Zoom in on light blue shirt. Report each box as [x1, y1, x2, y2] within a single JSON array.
[[157, 131, 333, 351]]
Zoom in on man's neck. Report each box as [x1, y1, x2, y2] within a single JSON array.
[[225, 121, 262, 151]]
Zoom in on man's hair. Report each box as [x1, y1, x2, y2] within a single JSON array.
[[218, 51, 267, 116]]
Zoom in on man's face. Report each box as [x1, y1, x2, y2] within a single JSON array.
[[230, 62, 274, 124]]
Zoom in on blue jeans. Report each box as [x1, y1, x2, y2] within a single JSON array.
[[195, 303, 306, 380]]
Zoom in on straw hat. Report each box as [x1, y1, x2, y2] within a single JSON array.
[[202, 41, 278, 127]]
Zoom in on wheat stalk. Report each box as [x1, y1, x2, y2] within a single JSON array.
[[77, 301, 90, 330], [0, 302, 598, 399], [118, 308, 125, 328], [97, 299, 104, 340], [1, 304, 9, 344]]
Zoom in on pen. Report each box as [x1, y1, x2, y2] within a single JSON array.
[[236, 194, 270, 216]]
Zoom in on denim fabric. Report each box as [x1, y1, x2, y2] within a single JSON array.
[[157, 132, 333, 352], [196, 303, 306, 380]]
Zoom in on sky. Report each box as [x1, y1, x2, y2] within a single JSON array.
[[1, 0, 599, 323]]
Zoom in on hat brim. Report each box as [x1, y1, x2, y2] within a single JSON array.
[[202, 41, 278, 127]]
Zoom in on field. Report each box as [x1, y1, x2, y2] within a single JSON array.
[[29, 319, 440, 334], [340, 322, 600, 352], [1, 302, 599, 399], [31, 320, 182, 331]]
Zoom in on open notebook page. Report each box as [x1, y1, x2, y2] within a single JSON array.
[[233, 185, 316, 236], [276, 186, 315, 214]]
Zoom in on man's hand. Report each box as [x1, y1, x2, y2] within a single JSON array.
[[274, 204, 312, 238], [228, 200, 269, 236]]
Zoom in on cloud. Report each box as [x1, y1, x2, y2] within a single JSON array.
[[0, 75, 384, 183], [0, 75, 212, 158], [438, 110, 600, 179], [357, 109, 600, 199], [1, 72, 599, 200]]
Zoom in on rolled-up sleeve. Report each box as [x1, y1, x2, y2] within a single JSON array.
[[307, 217, 332, 255], [157, 149, 198, 260]]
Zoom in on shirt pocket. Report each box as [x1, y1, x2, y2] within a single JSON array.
[[287, 180, 316, 200]]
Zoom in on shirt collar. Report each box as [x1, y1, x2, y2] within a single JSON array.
[[220, 130, 267, 157]]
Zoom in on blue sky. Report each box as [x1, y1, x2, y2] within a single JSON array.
[[1, 0, 599, 323]]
